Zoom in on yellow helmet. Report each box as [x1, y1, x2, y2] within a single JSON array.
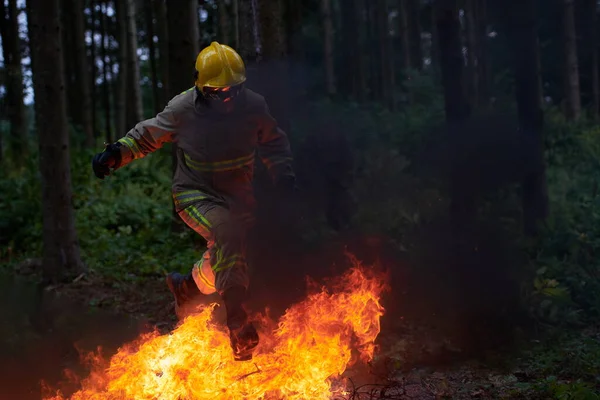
[[194, 42, 246, 92]]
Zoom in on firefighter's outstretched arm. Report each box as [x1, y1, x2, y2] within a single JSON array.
[[257, 104, 295, 189], [92, 99, 179, 179]]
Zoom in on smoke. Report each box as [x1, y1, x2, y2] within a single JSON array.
[[244, 59, 530, 363]]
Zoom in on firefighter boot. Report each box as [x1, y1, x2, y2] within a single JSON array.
[[166, 272, 202, 319], [223, 286, 259, 361]]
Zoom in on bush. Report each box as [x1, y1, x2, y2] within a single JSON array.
[[0, 143, 198, 280], [524, 110, 600, 323]]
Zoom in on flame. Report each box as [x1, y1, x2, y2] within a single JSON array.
[[43, 261, 387, 400]]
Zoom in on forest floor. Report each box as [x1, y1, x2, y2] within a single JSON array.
[[1, 259, 599, 400]]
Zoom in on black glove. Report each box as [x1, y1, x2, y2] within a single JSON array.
[[92, 142, 122, 180]]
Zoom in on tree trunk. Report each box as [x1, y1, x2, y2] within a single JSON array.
[[145, 0, 160, 114], [71, 0, 95, 146], [0, 0, 27, 156], [436, 0, 472, 230], [167, 0, 199, 96], [365, 0, 380, 101], [233, 0, 240, 49], [408, 0, 423, 70], [285, 0, 308, 108], [340, 0, 364, 100], [465, 0, 479, 110], [508, 0, 548, 235], [100, 0, 112, 142], [563, 0, 581, 120], [28, 0, 86, 282], [378, 0, 395, 109], [321, 0, 336, 96], [167, 0, 200, 231], [591, 0, 599, 119], [218, 0, 231, 45], [436, 1, 470, 123], [477, 0, 490, 108], [60, 2, 78, 125], [89, 0, 98, 137], [398, 0, 411, 71], [238, 0, 257, 61], [257, 0, 291, 133], [126, 0, 143, 121], [430, 2, 440, 77], [115, 0, 127, 136], [154, 0, 170, 108]]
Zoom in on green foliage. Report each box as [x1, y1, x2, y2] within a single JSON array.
[[0, 144, 200, 281], [507, 330, 600, 398], [523, 109, 600, 323]]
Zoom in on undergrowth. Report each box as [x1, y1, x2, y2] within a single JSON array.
[[0, 143, 198, 281]]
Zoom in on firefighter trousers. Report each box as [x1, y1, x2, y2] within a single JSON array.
[[178, 201, 253, 296]]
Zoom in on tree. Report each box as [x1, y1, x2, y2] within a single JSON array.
[[0, 0, 27, 156], [435, 0, 472, 229], [476, 0, 490, 108], [238, 0, 257, 61], [167, 0, 200, 230], [429, 1, 440, 75], [285, 0, 305, 63], [145, 0, 160, 114], [465, 0, 479, 109], [99, 0, 112, 141], [365, 0, 380, 101], [166, 0, 199, 97], [436, 1, 470, 124], [408, 0, 423, 70], [126, 0, 143, 123], [72, 0, 94, 146], [339, 0, 366, 101], [508, 0, 548, 235], [321, 0, 336, 96], [27, 0, 86, 282], [397, 0, 412, 72], [377, 0, 395, 109], [257, 0, 290, 133], [60, 2, 78, 127], [89, 0, 98, 136], [114, 0, 127, 136], [218, 0, 231, 45], [233, 0, 240, 49], [154, 0, 170, 107], [563, 0, 581, 120], [589, 0, 599, 119]]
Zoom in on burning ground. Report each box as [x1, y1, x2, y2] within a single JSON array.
[[42, 264, 387, 400]]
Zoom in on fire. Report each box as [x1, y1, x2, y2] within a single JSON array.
[[43, 261, 387, 400]]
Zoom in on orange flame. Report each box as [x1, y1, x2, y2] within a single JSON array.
[[43, 262, 387, 400]]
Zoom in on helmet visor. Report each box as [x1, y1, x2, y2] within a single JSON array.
[[202, 83, 244, 103]]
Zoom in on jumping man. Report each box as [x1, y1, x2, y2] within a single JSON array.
[[91, 42, 296, 361]]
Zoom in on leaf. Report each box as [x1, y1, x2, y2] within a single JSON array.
[[542, 287, 568, 298]]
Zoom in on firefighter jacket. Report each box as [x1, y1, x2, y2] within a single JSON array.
[[115, 87, 295, 215]]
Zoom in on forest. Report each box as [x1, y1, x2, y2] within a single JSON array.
[[1, 0, 600, 398]]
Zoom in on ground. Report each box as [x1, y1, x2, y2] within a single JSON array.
[[1, 256, 598, 400]]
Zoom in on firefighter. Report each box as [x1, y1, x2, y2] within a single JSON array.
[[91, 42, 296, 362]]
